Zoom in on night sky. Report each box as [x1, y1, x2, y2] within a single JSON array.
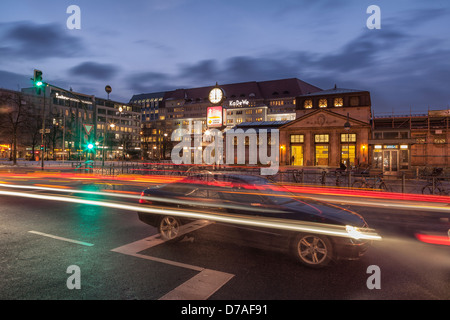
[[0, 0, 449, 114]]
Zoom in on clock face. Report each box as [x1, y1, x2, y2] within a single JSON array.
[[209, 88, 224, 104]]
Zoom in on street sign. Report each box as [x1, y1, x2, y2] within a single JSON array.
[[83, 124, 94, 135]]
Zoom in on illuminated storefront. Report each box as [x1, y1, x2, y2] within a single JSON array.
[[0, 144, 11, 158], [280, 87, 372, 168]]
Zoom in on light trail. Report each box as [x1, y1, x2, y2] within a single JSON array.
[[0, 188, 381, 241]]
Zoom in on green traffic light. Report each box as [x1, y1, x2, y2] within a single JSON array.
[[36, 81, 43, 87], [87, 143, 94, 150]]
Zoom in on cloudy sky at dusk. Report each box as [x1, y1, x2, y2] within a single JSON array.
[[0, 0, 449, 114]]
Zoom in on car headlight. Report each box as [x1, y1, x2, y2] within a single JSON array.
[[346, 225, 364, 240]]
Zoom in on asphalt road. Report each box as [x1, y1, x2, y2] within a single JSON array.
[[0, 181, 449, 302]]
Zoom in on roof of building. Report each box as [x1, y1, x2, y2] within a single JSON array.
[[300, 87, 367, 97], [231, 120, 292, 131], [130, 91, 166, 102], [135, 78, 323, 103]]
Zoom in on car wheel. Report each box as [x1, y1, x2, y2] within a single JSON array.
[[159, 216, 182, 242], [293, 234, 333, 268]]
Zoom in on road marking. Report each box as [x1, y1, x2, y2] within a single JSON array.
[[111, 220, 212, 272], [159, 269, 234, 300], [111, 220, 234, 300], [28, 231, 94, 247]]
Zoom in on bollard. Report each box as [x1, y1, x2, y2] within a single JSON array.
[[402, 172, 405, 193], [348, 171, 351, 188]]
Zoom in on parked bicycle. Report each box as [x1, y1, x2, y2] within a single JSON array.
[[421, 168, 448, 195], [352, 173, 389, 191]]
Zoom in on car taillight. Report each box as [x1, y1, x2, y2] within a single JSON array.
[[139, 192, 151, 204]]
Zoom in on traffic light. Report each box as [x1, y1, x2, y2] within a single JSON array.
[[33, 69, 44, 94], [87, 143, 94, 150], [40, 145, 44, 151]]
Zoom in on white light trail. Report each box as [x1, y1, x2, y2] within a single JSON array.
[[0, 188, 382, 241]]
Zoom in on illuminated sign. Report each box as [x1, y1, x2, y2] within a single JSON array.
[[229, 99, 249, 108], [55, 92, 93, 105], [207, 106, 226, 128]]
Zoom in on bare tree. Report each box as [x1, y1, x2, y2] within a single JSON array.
[[0, 90, 34, 165]]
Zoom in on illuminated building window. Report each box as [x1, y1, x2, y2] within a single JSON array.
[[434, 138, 446, 144], [315, 134, 329, 143], [290, 135, 304, 143], [415, 137, 426, 144], [319, 99, 327, 108], [334, 98, 343, 107], [304, 100, 313, 109], [341, 133, 356, 142]]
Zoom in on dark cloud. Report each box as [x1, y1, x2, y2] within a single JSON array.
[[0, 21, 85, 60], [125, 71, 173, 94], [314, 29, 410, 72], [179, 60, 219, 82], [124, 25, 448, 114], [69, 62, 119, 81]]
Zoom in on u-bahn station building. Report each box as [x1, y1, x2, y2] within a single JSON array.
[[131, 77, 450, 175]]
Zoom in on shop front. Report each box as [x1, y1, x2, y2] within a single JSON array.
[[371, 144, 411, 174], [280, 109, 371, 168]]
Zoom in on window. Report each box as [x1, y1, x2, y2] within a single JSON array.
[[350, 96, 360, 106], [304, 100, 313, 109], [290, 135, 304, 143], [415, 137, 426, 144], [334, 98, 343, 107], [315, 134, 329, 143], [434, 137, 446, 144], [341, 133, 356, 142], [319, 99, 327, 108]]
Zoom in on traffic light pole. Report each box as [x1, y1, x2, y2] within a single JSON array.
[[41, 85, 46, 170]]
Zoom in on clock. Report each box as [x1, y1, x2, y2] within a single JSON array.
[[209, 87, 224, 105]]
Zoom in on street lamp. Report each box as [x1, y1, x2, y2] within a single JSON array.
[[344, 113, 351, 168], [102, 123, 115, 167]]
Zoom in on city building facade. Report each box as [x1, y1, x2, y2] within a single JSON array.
[[281, 87, 372, 168], [1, 85, 141, 161], [132, 78, 322, 160]]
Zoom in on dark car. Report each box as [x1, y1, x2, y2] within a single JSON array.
[[137, 173, 379, 268]]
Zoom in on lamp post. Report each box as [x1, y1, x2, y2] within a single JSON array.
[[344, 113, 351, 169], [102, 123, 115, 167]]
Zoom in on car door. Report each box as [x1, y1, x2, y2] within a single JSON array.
[[217, 179, 290, 250]]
